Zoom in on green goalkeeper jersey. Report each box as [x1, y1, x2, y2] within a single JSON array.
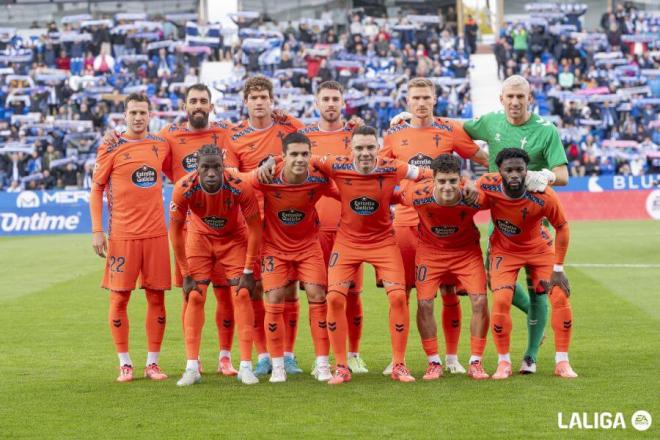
[[463, 111, 568, 172]]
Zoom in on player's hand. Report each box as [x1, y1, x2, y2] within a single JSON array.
[[551, 271, 571, 297], [237, 272, 256, 299], [389, 111, 412, 126], [525, 169, 555, 192], [257, 156, 276, 184], [462, 179, 479, 204], [102, 129, 121, 146], [271, 109, 288, 124], [92, 231, 107, 258], [347, 115, 365, 129], [182, 275, 201, 300]]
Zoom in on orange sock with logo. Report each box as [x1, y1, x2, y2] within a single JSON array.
[[265, 303, 285, 358], [284, 298, 299, 354], [491, 289, 514, 355], [184, 285, 208, 359], [145, 289, 166, 353], [109, 290, 131, 353], [309, 302, 329, 356], [388, 289, 409, 364], [346, 293, 363, 353], [326, 291, 348, 366], [442, 294, 461, 356], [550, 286, 573, 353], [251, 298, 267, 354], [234, 288, 255, 361], [213, 286, 234, 352]]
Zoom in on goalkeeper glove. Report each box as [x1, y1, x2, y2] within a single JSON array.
[[525, 168, 556, 192]]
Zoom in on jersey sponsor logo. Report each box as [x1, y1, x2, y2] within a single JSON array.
[[182, 153, 198, 172], [277, 209, 305, 225], [408, 153, 433, 168], [430, 225, 459, 237], [495, 219, 521, 236], [350, 196, 379, 215], [131, 165, 158, 188], [202, 216, 228, 229]]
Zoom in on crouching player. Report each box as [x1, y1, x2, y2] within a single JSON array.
[[169, 145, 263, 386], [399, 154, 490, 380], [481, 148, 577, 379], [251, 133, 335, 383]]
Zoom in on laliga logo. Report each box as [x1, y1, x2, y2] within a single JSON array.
[[16, 191, 40, 208], [557, 410, 652, 431]]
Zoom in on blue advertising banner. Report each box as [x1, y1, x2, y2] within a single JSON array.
[[0, 188, 173, 236], [553, 174, 660, 193]]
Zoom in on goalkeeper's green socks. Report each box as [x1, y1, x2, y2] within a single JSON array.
[[525, 291, 548, 362], [511, 282, 530, 313]]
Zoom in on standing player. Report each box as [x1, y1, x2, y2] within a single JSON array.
[[90, 93, 171, 382], [299, 81, 368, 374], [462, 75, 569, 374], [251, 133, 336, 383], [228, 75, 305, 376], [479, 148, 576, 379], [306, 126, 431, 385], [169, 145, 262, 386], [382, 77, 489, 375], [399, 154, 490, 380]]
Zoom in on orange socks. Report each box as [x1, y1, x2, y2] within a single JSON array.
[[184, 285, 208, 359], [549, 286, 573, 353], [442, 294, 461, 356], [284, 299, 300, 354], [109, 291, 131, 353], [145, 289, 166, 353], [234, 288, 255, 361], [470, 336, 487, 358], [265, 303, 285, 358], [326, 291, 348, 366], [422, 337, 439, 357], [346, 293, 363, 353], [251, 298, 267, 354], [388, 289, 409, 365], [491, 289, 514, 355], [213, 286, 234, 352], [309, 302, 330, 356]]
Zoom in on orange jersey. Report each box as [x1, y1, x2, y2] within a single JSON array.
[[170, 169, 260, 237], [478, 173, 568, 255], [401, 179, 487, 251], [227, 115, 304, 172], [250, 161, 338, 253], [160, 121, 237, 182], [300, 122, 354, 230], [382, 118, 480, 227], [312, 154, 429, 248], [92, 134, 170, 240]]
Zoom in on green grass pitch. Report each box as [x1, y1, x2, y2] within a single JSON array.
[[1, 220, 658, 439]]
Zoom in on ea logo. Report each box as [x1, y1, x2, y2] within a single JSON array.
[[631, 410, 652, 432], [16, 191, 40, 208]]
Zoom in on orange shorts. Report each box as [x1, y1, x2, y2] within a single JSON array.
[[328, 239, 405, 293], [319, 229, 363, 293], [102, 235, 171, 291], [261, 242, 327, 292], [394, 225, 419, 289], [488, 248, 553, 294], [186, 231, 261, 286], [415, 246, 486, 301]]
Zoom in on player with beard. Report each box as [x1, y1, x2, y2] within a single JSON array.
[[103, 84, 239, 376], [479, 148, 576, 379]]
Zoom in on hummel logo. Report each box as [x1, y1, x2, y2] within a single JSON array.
[[223, 319, 232, 328], [451, 319, 459, 328], [268, 323, 278, 332], [318, 320, 327, 329], [563, 320, 572, 329], [353, 316, 362, 326], [493, 324, 503, 333], [328, 322, 337, 331], [112, 319, 121, 328], [395, 323, 405, 332], [157, 316, 166, 325], [289, 320, 297, 327]]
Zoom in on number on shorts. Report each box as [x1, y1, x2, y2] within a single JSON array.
[[261, 256, 275, 273], [416, 265, 428, 282], [492, 256, 503, 270], [109, 256, 126, 273], [328, 252, 339, 268]]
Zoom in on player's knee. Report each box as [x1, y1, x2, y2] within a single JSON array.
[[304, 285, 326, 303], [417, 299, 434, 316], [188, 290, 206, 307], [266, 289, 285, 304], [327, 291, 346, 312], [471, 295, 488, 315], [387, 289, 407, 309], [145, 289, 165, 306], [110, 291, 130, 310], [549, 288, 570, 308]]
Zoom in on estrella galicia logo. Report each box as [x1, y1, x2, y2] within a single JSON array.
[[131, 165, 157, 188], [278, 209, 305, 225], [182, 153, 198, 172], [495, 219, 521, 236], [202, 216, 227, 229], [350, 196, 379, 216], [408, 153, 433, 168], [431, 225, 459, 237]]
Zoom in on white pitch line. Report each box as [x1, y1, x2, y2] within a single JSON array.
[[568, 263, 660, 269]]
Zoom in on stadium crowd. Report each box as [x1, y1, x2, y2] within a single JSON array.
[[0, 4, 658, 191]]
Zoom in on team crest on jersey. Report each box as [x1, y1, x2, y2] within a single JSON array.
[[408, 153, 433, 168], [202, 216, 227, 229], [182, 153, 198, 172], [131, 165, 157, 188], [278, 209, 305, 225], [430, 225, 459, 237], [495, 219, 521, 236], [350, 196, 379, 215]]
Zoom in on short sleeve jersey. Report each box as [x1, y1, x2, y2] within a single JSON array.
[[159, 121, 237, 182], [170, 169, 260, 237], [92, 134, 170, 240], [382, 118, 480, 226], [478, 173, 568, 255], [312, 154, 421, 247], [463, 112, 567, 172], [250, 161, 337, 253], [299, 122, 354, 230], [401, 179, 487, 251]]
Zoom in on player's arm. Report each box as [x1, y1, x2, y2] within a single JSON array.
[[452, 121, 489, 168], [527, 128, 570, 190], [546, 191, 571, 295], [89, 145, 114, 258], [168, 191, 197, 295], [237, 184, 262, 298], [397, 160, 432, 182]]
